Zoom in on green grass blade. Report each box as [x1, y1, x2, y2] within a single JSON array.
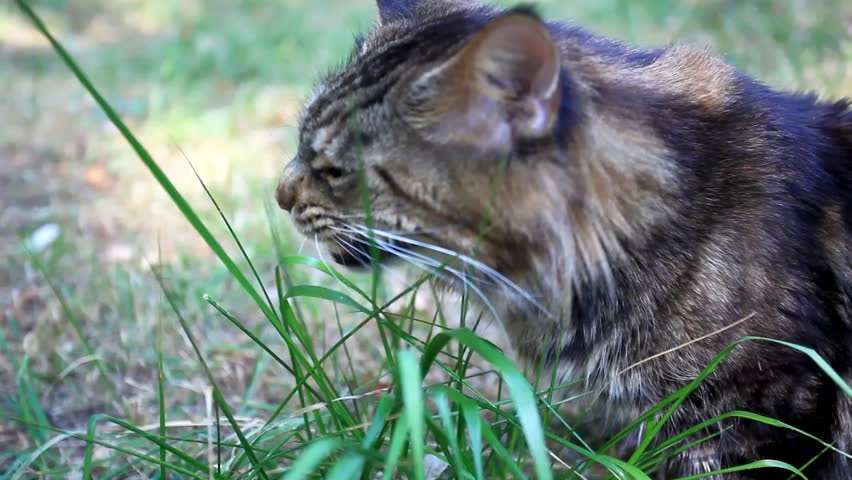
[[479, 416, 529, 480], [746, 337, 852, 397], [156, 273, 167, 480], [675, 459, 806, 479], [80, 414, 213, 474], [420, 329, 553, 480], [275, 282, 361, 435], [180, 149, 279, 319], [1, 318, 50, 451], [253, 269, 446, 438], [10, 416, 212, 479], [281, 438, 340, 480], [24, 248, 129, 419], [461, 401, 486, 480], [13, 0, 279, 332], [284, 285, 371, 314], [82, 414, 98, 480], [326, 452, 366, 479], [433, 391, 471, 477], [203, 295, 303, 384], [274, 267, 318, 445], [625, 342, 741, 463], [241, 353, 270, 416], [8, 432, 74, 480], [398, 349, 426, 480], [279, 256, 372, 302], [362, 394, 396, 448], [603, 457, 653, 480], [382, 418, 410, 479], [654, 410, 852, 465], [153, 274, 269, 479], [623, 335, 852, 465]]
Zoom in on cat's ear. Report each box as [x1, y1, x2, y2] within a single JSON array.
[[377, 0, 417, 24], [401, 11, 561, 150]]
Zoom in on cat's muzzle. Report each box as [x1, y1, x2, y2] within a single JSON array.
[[330, 235, 395, 269]]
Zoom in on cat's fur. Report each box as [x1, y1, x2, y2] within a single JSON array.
[[275, 0, 852, 477]]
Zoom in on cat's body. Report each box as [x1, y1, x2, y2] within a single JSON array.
[[276, 1, 852, 477]]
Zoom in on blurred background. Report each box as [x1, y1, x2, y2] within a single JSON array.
[[1, 0, 851, 462]]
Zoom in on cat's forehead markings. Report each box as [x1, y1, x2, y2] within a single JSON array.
[[302, 84, 328, 127], [311, 126, 332, 154], [306, 107, 338, 153], [308, 111, 347, 157], [301, 82, 342, 155]]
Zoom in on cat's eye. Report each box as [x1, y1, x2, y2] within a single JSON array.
[[316, 166, 345, 183]]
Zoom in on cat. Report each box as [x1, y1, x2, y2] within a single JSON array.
[[275, 0, 852, 477]]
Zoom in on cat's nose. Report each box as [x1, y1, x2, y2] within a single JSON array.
[[276, 160, 307, 212], [275, 179, 296, 212]]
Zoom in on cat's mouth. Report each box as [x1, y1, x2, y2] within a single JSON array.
[[328, 235, 396, 269]]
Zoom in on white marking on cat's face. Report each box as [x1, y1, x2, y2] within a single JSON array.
[[309, 124, 348, 159], [311, 126, 331, 153]]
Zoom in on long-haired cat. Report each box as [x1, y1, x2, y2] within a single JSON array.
[[275, 1, 852, 477]]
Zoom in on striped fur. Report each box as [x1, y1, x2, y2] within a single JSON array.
[[276, 1, 852, 477]]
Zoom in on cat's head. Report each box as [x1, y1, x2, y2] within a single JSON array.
[[276, 0, 569, 277]]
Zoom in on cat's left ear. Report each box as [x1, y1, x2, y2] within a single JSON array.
[[400, 11, 561, 150], [377, 0, 417, 24]]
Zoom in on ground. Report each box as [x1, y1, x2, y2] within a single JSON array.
[[1, 0, 851, 477]]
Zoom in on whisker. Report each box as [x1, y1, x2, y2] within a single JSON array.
[[337, 231, 425, 275], [338, 232, 473, 306], [369, 226, 455, 236], [335, 234, 379, 267], [337, 225, 552, 318], [338, 224, 512, 293], [378, 239, 498, 288], [334, 237, 365, 263], [342, 230, 503, 322], [391, 249, 501, 322], [314, 234, 355, 293]]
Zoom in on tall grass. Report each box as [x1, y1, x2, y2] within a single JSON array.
[[4, 1, 852, 478]]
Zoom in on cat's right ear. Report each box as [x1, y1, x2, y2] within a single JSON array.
[[377, 0, 417, 24], [399, 11, 561, 151]]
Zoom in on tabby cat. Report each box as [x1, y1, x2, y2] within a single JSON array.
[[275, 0, 852, 477]]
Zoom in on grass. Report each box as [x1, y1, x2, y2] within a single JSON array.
[[2, 0, 851, 478]]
